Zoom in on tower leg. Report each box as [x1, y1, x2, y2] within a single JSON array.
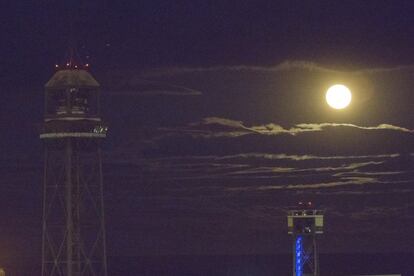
[[65, 139, 73, 275], [41, 148, 48, 276], [313, 236, 319, 276], [98, 148, 109, 276]]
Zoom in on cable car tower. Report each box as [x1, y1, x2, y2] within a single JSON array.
[[287, 202, 324, 276], [40, 55, 108, 276]]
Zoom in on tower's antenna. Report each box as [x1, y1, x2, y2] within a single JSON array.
[[67, 8, 80, 69], [54, 2, 88, 71]]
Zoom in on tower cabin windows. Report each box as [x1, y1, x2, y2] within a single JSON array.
[[45, 87, 99, 118]]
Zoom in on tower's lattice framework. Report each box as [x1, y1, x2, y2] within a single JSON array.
[[40, 67, 108, 276], [287, 202, 324, 276]]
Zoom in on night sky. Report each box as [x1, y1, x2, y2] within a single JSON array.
[[2, 0, 414, 274]]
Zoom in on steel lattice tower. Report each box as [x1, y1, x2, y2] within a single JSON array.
[[287, 202, 324, 276], [40, 64, 108, 276]]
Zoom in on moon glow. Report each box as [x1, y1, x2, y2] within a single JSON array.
[[326, 84, 352, 109]]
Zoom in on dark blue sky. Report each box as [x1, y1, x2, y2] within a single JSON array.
[[2, 1, 414, 273], [5, 1, 414, 84]]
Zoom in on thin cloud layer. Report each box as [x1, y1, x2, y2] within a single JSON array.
[[159, 117, 414, 138], [140, 61, 414, 78], [129, 150, 411, 193], [100, 75, 203, 96]]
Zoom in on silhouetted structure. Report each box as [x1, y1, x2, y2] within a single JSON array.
[[40, 62, 108, 275], [287, 202, 324, 276]]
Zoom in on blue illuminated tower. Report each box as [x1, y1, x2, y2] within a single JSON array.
[[40, 60, 108, 276], [287, 202, 324, 276]]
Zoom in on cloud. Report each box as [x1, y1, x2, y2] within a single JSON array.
[[282, 176, 377, 189], [158, 117, 414, 138], [158, 117, 253, 138], [216, 153, 400, 161], [200, 117, 246, 129], [227, 176, 413, 192], [136, 145, 397, 179], [300, 189, 413, 195], [226, 176, 378, 192], [223, 161, 382, 176], [252, 122, 414, 135], [123, 153, 399, 179], [123, 153, 399, 165], [333, 171, 405, 177], [294, 123, 414, 134], [139, 60, 414, 78], [102, 77, 202, 96]]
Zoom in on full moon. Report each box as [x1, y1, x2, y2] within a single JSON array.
[[325, 84, 352, 109]]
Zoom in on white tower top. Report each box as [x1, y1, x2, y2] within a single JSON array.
[[45, 69, 99, 88]]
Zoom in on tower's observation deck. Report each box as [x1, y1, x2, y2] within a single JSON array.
[[40, 69, 107, 139], [287, 206, 324, 235]]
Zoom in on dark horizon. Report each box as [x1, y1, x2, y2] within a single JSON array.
[[1, 253, 411, 276]]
